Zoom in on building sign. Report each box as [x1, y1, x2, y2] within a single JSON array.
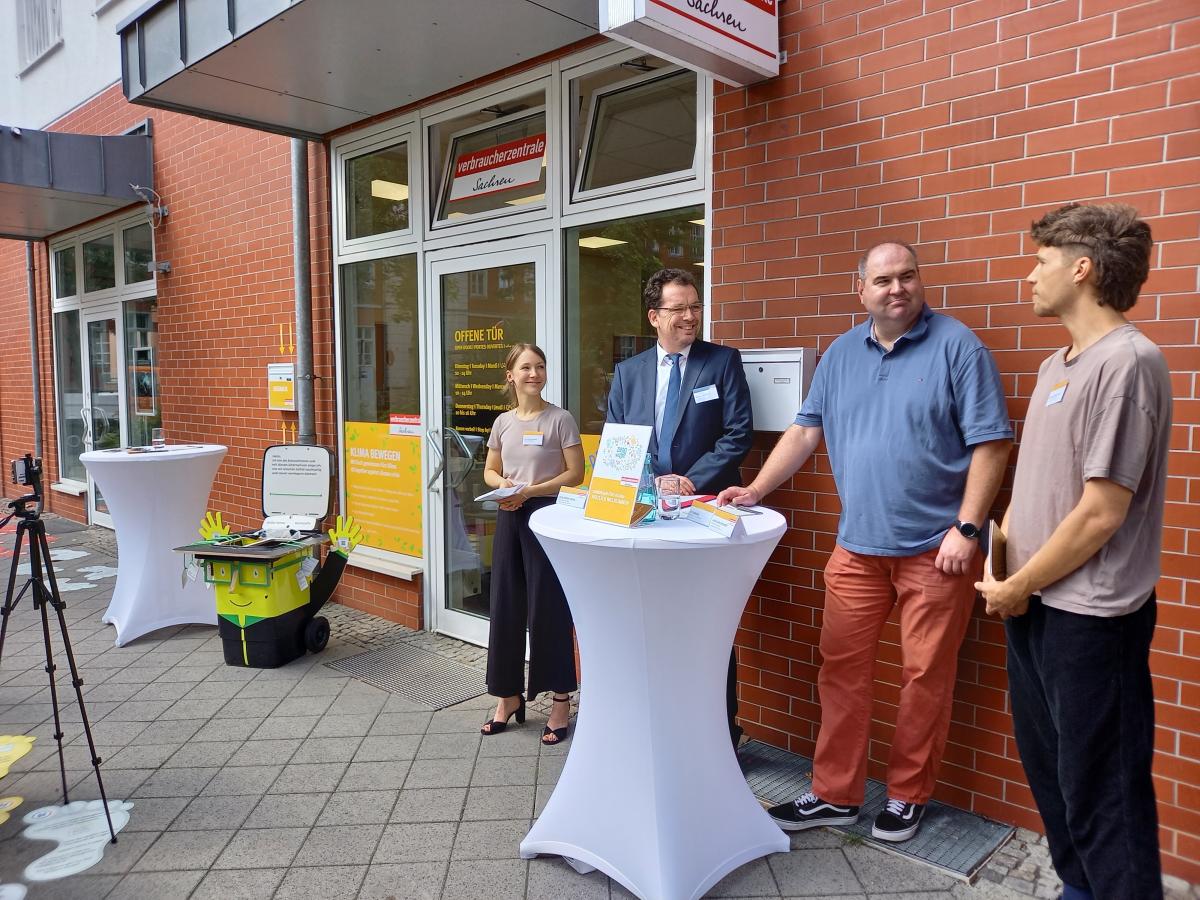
[[344, 422, 423, 557], [449, 134, 547, 204], [600, 0, 779, 85]]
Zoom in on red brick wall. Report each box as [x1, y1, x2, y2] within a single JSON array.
[[711, 0, 1199, 880], [0, 84, 421, 626]]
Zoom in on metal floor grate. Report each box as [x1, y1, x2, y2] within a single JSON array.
[[739, 740, 1014, 880], [326, 642, 487, 710]]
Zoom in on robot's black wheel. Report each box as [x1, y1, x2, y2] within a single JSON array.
[[304, 616, 330, 653]]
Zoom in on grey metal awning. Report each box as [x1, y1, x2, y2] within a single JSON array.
[[117, 0, 599, 140], [0, 127, 152, 242]]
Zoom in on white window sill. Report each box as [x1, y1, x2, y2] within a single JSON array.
[[51, 481, 87, 496], [346, 549, 423, 582], [17, 38, 64, 78]]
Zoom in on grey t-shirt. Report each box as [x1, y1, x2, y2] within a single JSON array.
[[1008, 324, 1172, 617], [486, 404, 581, 488]]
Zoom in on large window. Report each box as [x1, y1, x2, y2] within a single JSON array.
[[124, 299, 159, 446], [83, 235, 116, 293]]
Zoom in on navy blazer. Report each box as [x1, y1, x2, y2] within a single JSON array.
[[606, 339, 754, 494]]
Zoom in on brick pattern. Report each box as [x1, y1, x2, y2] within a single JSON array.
[[711, 0, 1199, 881]]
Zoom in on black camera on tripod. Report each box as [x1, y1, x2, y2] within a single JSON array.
[[11, 453, 42, 488]]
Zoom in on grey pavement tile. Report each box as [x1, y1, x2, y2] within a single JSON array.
[[212, 697, 281, 720], [451, 818, 530, 860], [462, 784, 535, 821], [103, 743, 182, 769], [135, 719, 205, 745], [328, 691, 389, 717], [534, 782, 553, 817], [310, 713, 377, 738], [80, 828, 159, 875], [843, 843, 957, 893], [381, 694, 429, 713], [191, 716, 265, 743], [105, 869, 205, 900], [104, 700, 175, 722], [18, 873, 122, 900], [71, 767, 154, 801], [161, 740, 239, 769], [121, 796, 189, 832], [268, 762, 348, 794], [127, 681, 193, 702], [402, 758, 474, 790], [289, 735, 363, 764], [427, 707, 490, 734], [272, 694, 336, 717], [170, 794, 256, 830], [292, 823, 384, 867], [9, 768, 87, 800], [352, 734, 421, 762], [369, 711, 434, 736], [316, 790, 398, 826], [250, 715, 319, 741], [204, 664, 260, 683], [871, 893, 958, 899], [188, 867, 286, 900], [81, 682, 143, 703], [233, 679, 295, 700], [204, 764, 283, 797], [708, 857, 781, 896], [442, 859, 528, 899], [131, 827, 234, 871], [389, 788, 468, 824], [477, 724, 544, 758], [770, 848, 864, 897], [417, 731, 480, 760], [357, 862, 448, 900], [474, 755, 538, 787], [373, 822, 457, 864], [131, 767, 218, 798], [285, 676, 349, 698], [212, 826, 310, 870], [157, 698, 225, 720], [274, 864, 368, 899], [536, 754, 566, 785], [182, 680, 244, 700], [527, 856, 610, 900], [228, 738, 302, 767], [788, 828, 849, 850], [243, 792, 329, 829], [338, 760, 410, 792]]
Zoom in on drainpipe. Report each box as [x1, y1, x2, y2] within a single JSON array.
[[291, 138, 316, 447], [27, 242, 43, 459]]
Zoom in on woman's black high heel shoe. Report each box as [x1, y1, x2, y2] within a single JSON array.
[[481, 695, 525, 736], [541, 695, 572, 745]]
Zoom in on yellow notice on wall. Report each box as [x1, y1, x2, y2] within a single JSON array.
[[267, 363, 295, 411], [344, 421, 422, 557], [583, 423, 654, 527]]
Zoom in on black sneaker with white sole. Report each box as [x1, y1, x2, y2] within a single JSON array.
[[871, 798, 925, 841], [768, 791, 860, 832]]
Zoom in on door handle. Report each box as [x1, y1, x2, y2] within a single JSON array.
[[79, 407, 93, 448], [425, 429, 444, 491], [444, 427, 476, 491]]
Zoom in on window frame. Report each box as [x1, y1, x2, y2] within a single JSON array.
[[334, 119, 420, 257]]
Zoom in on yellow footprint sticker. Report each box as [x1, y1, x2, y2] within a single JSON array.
[[0, 797, 23, 825], [0, 737, 34, 779]]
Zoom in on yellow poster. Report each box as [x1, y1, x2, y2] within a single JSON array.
[[344, 421, 422, 557], [581, 433, 600, 485], [583, 423, 654, 527]]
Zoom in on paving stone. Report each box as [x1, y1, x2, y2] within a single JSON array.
[[472, 755, 537, 787], [317, 789, 398, 826], [121, 795, 189, 832], [131, 766, 218, 798], [269, 762, 348, 794], [369, 711, 436, 736], [157, 698, 225, 720], [451, 818, 530, 860], [70, 767, 154, 801], [426, 708, 488, 734], [128, 681, 193, 702], [203, 764, 283, 796], [441, 859, 528, 899], [769, 847, 863, 897], [358, 862, 448, 900], [310, 713, 377, 737], [132, 827, 234, 871], [286, 676, 350, 698], [250, 715, 319, 740], [183, 680, 244, 700], [292, 823, 384, 866], [707, 857, 782, 896], [353, 734, 422, 762], [462, 784, 535, 821], [289, 735, 363, 764], [403, 758, 474, 790], [476, 724, 544, 758], [235, 679, 295, 700], [171, 793, 257, 830], [189, 867, 287, 900], [80, 828, 159, 875], [160, 740, 238, 768], [103, 700, 175, 722], [227, 738, 302, 767], [105, 869, 205, 900], [191, 716, 265, 743], [274, 863, 368, 899], [381, 694, 430, 713], [416, 731, 480, 760], [535, 754, 565, 785], [338, 759, 411, 792], [244, 792, 329, 829], [374, 822, 458, 863], [136, 719, 205, 745], [16, 873, 122, 900], [534, 782, 553, 817], [389, 788, 469, 824], [212, 697, 282, 719], [212, 826, 310, 869], [526, 856, 609, 900], [843, 843, 957, 893], [789, 827, 849, 849]]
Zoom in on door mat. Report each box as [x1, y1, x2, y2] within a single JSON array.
[[738, 739, 1014, 881], [325, 642, 487, 710]]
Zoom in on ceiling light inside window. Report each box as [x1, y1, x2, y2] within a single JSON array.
[[371, 179, 409, 202], [578, 236, 628, 249]]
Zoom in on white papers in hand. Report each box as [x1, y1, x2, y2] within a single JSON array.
[[474, 483, 528, 502]]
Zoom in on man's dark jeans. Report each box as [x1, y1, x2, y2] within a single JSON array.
[[1006, 593, 1162, 900]]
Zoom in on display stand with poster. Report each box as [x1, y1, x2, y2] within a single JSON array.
[[583, 423, 654, 527]]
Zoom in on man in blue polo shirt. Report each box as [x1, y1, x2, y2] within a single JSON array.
[[718, 241, 1012, 842]]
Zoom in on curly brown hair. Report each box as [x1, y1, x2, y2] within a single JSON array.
[[1030, 203, 1153, 312]]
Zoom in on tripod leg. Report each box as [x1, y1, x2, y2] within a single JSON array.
[[0, 519, 30, 667], [31, 542, 71, 806], [35, 524, 118, 844]]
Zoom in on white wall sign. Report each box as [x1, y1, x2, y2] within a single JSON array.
[[600, 0, 780, 85], [449, 133, 547, 203]]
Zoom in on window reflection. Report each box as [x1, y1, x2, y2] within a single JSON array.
[[346, 143, 410, 239], [83, 235, 116, 292]]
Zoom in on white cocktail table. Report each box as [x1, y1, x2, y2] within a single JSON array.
[[81, 444, 227, 646], [521, 504, 789, 899]]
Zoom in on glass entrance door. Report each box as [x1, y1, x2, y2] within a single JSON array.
[[425, 239, 549, 645], [81, 307, 125, 527]]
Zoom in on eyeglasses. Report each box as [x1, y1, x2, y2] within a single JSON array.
[[655, 303, 703, 317]]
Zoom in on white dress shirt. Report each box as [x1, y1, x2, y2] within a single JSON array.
[[654, 343, 691, 437]]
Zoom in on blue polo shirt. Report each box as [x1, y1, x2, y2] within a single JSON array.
[[795, 306, 1012, 556]]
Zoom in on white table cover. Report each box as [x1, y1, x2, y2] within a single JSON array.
[[81, 444, 227, 646], [521, 504, 790, 900]]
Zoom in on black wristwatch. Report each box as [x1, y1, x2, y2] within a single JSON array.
[[954, 520, 980, 540]]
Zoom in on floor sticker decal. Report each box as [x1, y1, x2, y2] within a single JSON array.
[[20, 799, 133, 882]]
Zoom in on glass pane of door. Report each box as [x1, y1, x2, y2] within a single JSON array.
[[123, 298, 160, 447], [54, 310, 86, 482], [438, 259, 537, 632], [86, 316, 121, 520]]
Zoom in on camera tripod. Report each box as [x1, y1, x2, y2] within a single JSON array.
[[0, 478, 117, 843]]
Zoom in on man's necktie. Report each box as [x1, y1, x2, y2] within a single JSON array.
[[657, 353, 682, 474]]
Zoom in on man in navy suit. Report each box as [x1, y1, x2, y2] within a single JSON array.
[[606, 267, 754, 747]]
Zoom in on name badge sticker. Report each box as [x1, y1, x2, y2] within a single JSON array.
[[693, 384, 719, 404], [522, 432, 544, 446], [1045, 380, 1068, 406]]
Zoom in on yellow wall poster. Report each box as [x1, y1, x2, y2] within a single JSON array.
[[344, 421, 423, 557], [584, 423, 654, 527], [267, 363, 295, 411]]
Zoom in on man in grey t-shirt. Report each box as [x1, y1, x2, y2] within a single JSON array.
[[977, 203, 1171, 900]]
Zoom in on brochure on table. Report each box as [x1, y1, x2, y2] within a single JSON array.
[[686, 499, 749, 538], [583, 423, 654, 527]]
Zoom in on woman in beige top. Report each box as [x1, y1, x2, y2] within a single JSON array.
[[480, 343, 584, 744]]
